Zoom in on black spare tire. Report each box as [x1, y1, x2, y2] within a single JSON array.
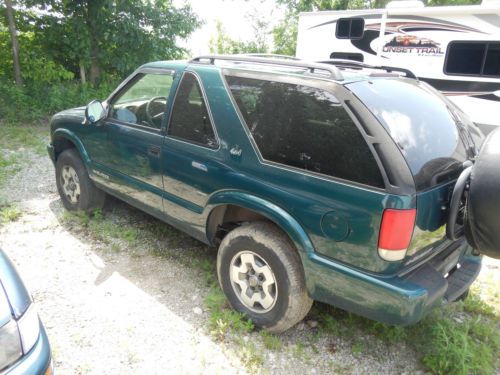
[[465, 127, 500, 259]]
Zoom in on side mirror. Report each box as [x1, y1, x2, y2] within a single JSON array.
[[85, 100, 106, 124]]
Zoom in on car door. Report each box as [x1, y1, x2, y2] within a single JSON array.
[[161, 71, 224, 236], [96, 69, 176, 215]]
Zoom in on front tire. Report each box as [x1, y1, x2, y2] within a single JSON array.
[[217, 221, 313, 333], [55, 149, 105, 212]]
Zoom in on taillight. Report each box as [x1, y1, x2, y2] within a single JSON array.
[[378, 209, 416, 261]]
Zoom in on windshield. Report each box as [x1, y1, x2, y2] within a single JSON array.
[[347, 78, 481, 190]]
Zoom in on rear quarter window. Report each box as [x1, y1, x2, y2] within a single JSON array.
[[226, 75, 384, 188]]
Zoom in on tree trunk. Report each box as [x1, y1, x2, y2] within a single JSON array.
[[5, 0, 22, 86], [86, 1, 101, 86], [79, 61, 87, 85], [89, 42, 100, 86]]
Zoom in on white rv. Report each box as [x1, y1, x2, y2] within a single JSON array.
[[296, 2, 500, 133]]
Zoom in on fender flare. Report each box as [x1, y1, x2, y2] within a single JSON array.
[[52, 128, 91, 165], [205, 190, 316, 258]]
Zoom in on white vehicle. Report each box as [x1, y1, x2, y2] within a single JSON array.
[[296, 1, 500, 134]]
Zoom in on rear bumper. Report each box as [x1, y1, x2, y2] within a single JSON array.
[[305, 240, 481, 325]]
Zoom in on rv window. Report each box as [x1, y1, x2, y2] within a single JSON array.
[[336, 18, 364, 39], [445, 41, 500, 77], [484, 43, 500, 77], [330, 52, 364, 62]]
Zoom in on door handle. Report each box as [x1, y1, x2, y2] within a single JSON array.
[[148, 145, 161, 157]]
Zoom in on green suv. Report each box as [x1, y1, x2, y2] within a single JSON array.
[[47, 55, 498, 333]]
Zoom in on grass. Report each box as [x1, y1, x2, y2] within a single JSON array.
[[0, 124, 48, 155], [62, 209, 139, 247], [233, 337, 265, 371], [0, 204, 22, 223], [309, 289, 500, 375], [0, 153, 22, 189], [261, 330, 283, 350], [0, 124, 48, 191]]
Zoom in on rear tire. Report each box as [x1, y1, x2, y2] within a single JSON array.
[[217, 221, 313, 333], [55, 149, 105, 212]]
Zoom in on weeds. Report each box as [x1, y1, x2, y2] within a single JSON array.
[[261, 330, 283, 351], [205, 287, 254, 341], [310, 289, 499, 375], [62, 209, 138, 246], [0, 204, 22, 223], [351, 340, 364, 355], [234, 337, 264, 371]]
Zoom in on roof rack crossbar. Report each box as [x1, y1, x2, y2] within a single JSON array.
[[318, 59, 417, 79], [190, 54, 344, 81]]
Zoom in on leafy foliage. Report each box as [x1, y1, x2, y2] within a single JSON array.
[[0, 0, 200, 125], [0, 79, 118, 123], [209, 19, 269, 54]]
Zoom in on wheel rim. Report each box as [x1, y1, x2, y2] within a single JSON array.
[[60, 165, 81, 204], [229, 251, 278, 313]]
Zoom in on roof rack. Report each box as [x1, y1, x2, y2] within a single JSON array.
[[190, 54, 344, 81], [241, 53, 302, 61], [318, 59, 417, 79]]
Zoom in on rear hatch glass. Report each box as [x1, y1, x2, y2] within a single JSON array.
[[348, 78, 484, 263], [346, 78, 481, 191]]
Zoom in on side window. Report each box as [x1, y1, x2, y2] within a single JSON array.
[[445, 41, 500, 77], [336, 18, 364, 39], [226, 76, 384, 188], [168, 73, 218, 148], [110, 73, 174, 129]]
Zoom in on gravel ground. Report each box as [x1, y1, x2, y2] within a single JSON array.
[[0, 149, 498, 374]]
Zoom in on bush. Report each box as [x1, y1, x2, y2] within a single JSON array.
[[0, 79, 119, 124]]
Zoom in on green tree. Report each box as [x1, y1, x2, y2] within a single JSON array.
[[209, 19, 269, 54], [19, 0, 200, 85]]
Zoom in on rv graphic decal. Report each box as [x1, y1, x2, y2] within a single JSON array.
[[383, 35, 443, 55]]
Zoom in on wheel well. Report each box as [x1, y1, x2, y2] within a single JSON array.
[[53, 137, 77, 160], [207, 204, 286, 247]]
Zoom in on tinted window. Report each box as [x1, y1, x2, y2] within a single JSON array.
[[336, 18, 364, 39], [226, 76, 384, 188], [484, 43, 500, 76], [110, 73, 173, 128], [168, 73, 217, 148], [348, 79, 476, 190], [445, 42, 500, 77]]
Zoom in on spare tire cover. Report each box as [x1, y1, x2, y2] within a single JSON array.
[[466, 127, 500, 259]]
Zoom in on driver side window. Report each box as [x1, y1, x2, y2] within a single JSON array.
[[110, 72, 174, 129]]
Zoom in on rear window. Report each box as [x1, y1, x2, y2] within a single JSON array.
[[226, 75, 384, 188], [348, 79, 474, 190]]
